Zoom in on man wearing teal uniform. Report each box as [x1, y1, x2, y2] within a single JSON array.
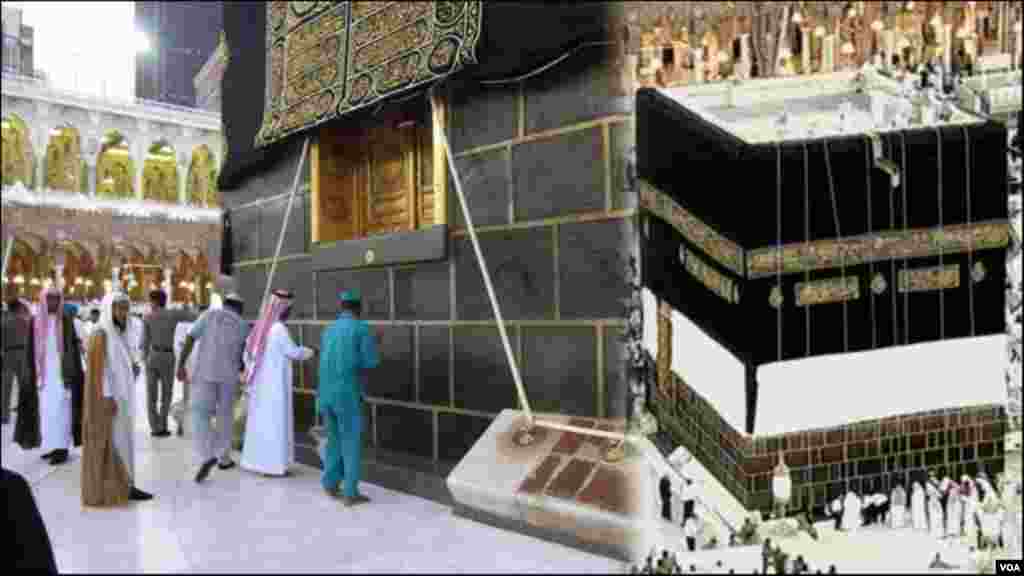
[[319, 290, 378, 506]]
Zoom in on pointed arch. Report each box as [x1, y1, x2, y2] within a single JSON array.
[[96, 130, 136, 200], [1, 114, 34, 187], [143, 140, 179, 203], [45, 124, 84, 192], [187, 144, 219, 207]]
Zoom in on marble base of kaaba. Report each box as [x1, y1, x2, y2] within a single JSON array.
[[447, 410, 646, 561]]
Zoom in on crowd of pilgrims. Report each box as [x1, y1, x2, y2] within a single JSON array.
[[631, 467, 1021, 574], [824, 469, 1022, 551]]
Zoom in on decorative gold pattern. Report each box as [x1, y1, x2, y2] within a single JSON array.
[[142, 146, 179, 204], [1, 115, 33, 187], [96, 148, 135, 200], [257, 1, 482, 148], [794, 277, 860, 307], [639, 180, 745, 276], [187, 145, 219, 207], [45, 126, 83, 192], [683, 247, 739, 304], [747, 223, 1010, 278], [898, 265, 961, 293]]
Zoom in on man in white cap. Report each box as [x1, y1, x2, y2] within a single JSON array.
[[241, 290, 315, 477], [16, 286, 85, 466], [81, 291, 153, 505], [177, 292, 249, 483]]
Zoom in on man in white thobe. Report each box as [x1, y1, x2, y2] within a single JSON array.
[[911, 481, 928, 532], [945, 480, 962, 538], [29, 287, 85, 466], [890, 483, 907, 529], [962, 476, 980, 547], [81, 291, 153, 505], [240, 290, 314, 477], [841, 490, 862, 531], [927, 474, 945, 539]]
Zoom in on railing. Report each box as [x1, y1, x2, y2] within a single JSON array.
[[1, 70, 221, 121]]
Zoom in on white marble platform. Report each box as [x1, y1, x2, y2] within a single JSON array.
[[447, 410, 647, 560], [3, 377, 624, 574]]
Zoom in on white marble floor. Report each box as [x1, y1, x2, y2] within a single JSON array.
[[2, 378, 626, 574]]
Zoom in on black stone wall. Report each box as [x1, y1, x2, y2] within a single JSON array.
[[222, 45, 634, 479]]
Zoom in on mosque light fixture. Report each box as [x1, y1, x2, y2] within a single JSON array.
[[815, 26, 827, 38], [30, 278, 40, 286], [85, 279, 93, 288], [14, 275, 25, 285], [871, 20, 884, 32]]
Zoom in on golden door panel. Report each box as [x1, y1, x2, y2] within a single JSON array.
[[317, 126, 363, 243], [367, 123, 413, 236]]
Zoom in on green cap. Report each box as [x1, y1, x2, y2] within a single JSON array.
[[339, 290, 361, 303]]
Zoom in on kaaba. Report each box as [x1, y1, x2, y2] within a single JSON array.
[[637, 72, 1011, 435]]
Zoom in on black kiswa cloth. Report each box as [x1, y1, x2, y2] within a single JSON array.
[[218, 1, 616, 191], [4, 469, 58, 572]]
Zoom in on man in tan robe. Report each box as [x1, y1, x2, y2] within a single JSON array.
[[81, 292, 153, 507]]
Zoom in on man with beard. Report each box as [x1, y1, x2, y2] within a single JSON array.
[[15, 287, 85, 466], [81, 292, 153, 505]]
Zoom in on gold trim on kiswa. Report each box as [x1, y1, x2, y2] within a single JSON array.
[[794, 277, 860, 307], [639, 180, 745, 276], [683, 248, 739, 304], [747, 222, 1010, 278], [898, 264, 961, 293]]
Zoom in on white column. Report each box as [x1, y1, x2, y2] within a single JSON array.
[[35, 144, 48, 191], [163, 268, 173, 306], [884, 30, 896, 69], [112, 266, 121, 293], [693, 49, 705, 83], [55, 265, 65, 292], [801, 29, 811, 75], [1016, 26, 1022, 71], [823, 35, 836, 73], [177, 161, 188, 204], [943, 25, 953, 73], [133, 142, 146, 201]]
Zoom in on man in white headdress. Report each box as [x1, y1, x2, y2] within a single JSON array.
[[841, 489, 862, 531], [81, 291, 153, 506], [945, 477, 963, 539], [17, 286, 85, 466], [962, 476, 980, 547], [890, 481, 907, 529], [927, 472, 945, 539], [240, 290, 314, 477], [911, 481, 928, 532]]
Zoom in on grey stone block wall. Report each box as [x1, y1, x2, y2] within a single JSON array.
[[223, 42, 632, 473]]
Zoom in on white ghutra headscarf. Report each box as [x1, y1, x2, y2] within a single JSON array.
[[98, 291, 135, 401]]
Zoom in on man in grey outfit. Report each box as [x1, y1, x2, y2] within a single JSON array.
[[142, 290, 195, 437], [177, 293, 249, 484]]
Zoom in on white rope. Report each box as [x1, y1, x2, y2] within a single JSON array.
[[259, 138, 310, 321], [430, 89, 534, 427]]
